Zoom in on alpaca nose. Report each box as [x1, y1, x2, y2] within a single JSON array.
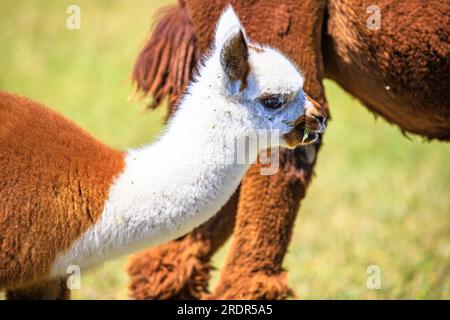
[[305, 94, 327, 133], [310, 114, 326, 133]]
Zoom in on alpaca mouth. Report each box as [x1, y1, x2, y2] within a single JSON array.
[[283, 121, 320, 148], [295, 123, 319, 144], [282, 95, 326, 148]]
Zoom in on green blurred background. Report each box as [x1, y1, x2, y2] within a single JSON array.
[[0, 0, 448, 299]]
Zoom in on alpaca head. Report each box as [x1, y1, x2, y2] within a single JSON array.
[[192, 6, 326, 149]]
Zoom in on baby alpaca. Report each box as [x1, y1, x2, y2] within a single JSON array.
[[0, 7, 324, 297]]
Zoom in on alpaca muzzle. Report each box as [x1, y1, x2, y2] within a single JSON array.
[[283, 94, 327, 147], [304, 94, 327, 133]]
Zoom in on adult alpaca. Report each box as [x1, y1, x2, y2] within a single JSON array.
[[1, 7, 324, 299], [128, 0, 449, 299]]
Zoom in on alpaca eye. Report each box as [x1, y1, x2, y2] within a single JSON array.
[[261, 95, 285, 109]]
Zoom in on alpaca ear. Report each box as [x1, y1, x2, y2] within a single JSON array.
[[220, 30, 249, 93], [215, 6, 249, 93]]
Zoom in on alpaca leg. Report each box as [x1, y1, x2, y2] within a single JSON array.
[[128, 191, 238, 300], [210, 145, 321, 300], [6, 278, 70, 300]]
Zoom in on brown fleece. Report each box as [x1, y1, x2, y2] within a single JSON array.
[[324, 0, 450, 139], [132, 4, 200, 116], [0, 92, 125, 292], [129, 0, 448, 300]]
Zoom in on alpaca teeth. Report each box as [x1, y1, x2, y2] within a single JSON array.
[[302, 128, 310, 143]]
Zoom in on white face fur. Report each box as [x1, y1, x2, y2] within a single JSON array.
[[193, 6, 323, 149], [243, 48, 308, 135]]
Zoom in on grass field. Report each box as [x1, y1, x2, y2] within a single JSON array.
[[0, 0, 449, 300]]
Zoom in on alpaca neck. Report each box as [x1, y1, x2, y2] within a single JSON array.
[[51, 89, 257, 276]]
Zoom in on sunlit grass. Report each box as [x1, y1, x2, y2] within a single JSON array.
[[0, 0, 448, 300]]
